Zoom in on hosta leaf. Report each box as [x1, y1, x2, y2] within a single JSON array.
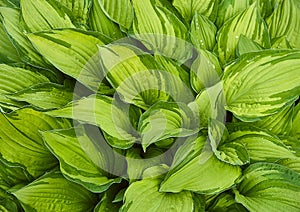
[[27, 29, 111, 91], [54, 0, 91, 26], [20, 0, 74, 32], [290, 104, 300, 138], [217, 3, 270, 65], [0, 188, 21, 212], [281, 136, 300, 157], [0, 7, 49, 67], [160, 135, 241, 193], [208, 193, 248, 212], [271, 35, 293, 49], [42, 126, 122, 193], [121, 178, 194, 212], [131, 0, 191, 63], [277, 157, 300, 173], [88, 0, 125, 40], [98, 0, 133, 30], [234, 163, 300, 212], [216, 0, 250, 28], [12, 170, 97, 212], [0, 21, 20, 64], [138, 101, 199, 150], [190, 50, 222, 93], [236, 35, 263, 57], [267, 0, 300, 49], [0, 0, 19, 7], [99, 44, 194, 109], [47, 94, 140, 148], [253, 104, 294, 135], [173, 0, 219, 22], [0, 108, 71, 178], [223, 50, 300, 121], [228, 123, 296, 162], [190, 13, 217, 51], [7, 81, 75, 110]]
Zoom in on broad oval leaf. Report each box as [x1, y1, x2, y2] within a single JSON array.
[[98, 0, 133, 29], [217, 3, 270, 65], [223, 50, 300, 121], [121, 178, 194, 212], [234, 163, 300, 212], [20, 0, 75, 32], [27, 29, 111, 91], [12, 170, 97, 212], [42, 126, 123, 192]]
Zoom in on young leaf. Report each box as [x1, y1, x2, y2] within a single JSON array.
[[98, 0, 133, 30], [20, 0, 75, 32], [236, 35, 263, 57], [234, 163, 300, 211], [138, 101, 199, 150], [217, 3, 270, 65], [27, 29, 111, 91], [0, 108, 71, 178], [121, 178, 194, 212], [42, 126, 123, 193], [223, 50, 300, 121], [12, 170, 97, 212]]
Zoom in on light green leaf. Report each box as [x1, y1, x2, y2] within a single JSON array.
[[190, 50, 222, 93], [20, 0, 74, 32], [99, 43, 194, 109], [42, 126, 122, 193], [132, 0, 191, 63], [0, 108, 71, 178], [173, 0, 219, 22], [121, 178, 194, 212], [277, 157, 300, 174], [98, 0, 133, 30], [217, 3, 270, 65], [223, 50, 300, 121], [7, 81, 75, 110], [160, 135, 241, 193], [267, 0, 300, 49], [27, 29, 111, 91], [0, 7, 50, 67], [88, 0, 125, 40], [54, 0, 91, 26], [138, 101, 199, 150], [236, 35, 263, 57], [228, 123, 296, 162], [271, 35, 293, 49], [234, 163, 300, 212], [190, 13, 217, 51], [0, 21, 20, 63], [208, 193, 248, 212], [47, 94, 139, 148], [290, 104, 300, 138], [216, 0, 251, 28], [12, 170, 97, 212]]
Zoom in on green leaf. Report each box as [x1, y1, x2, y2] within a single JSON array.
[[12, 170, 97, 212], [190, 50, 222, 93], [121, 178, 194, 212], [215, 0, 251, 28], [277, 157, 300, 174], [190, 13, 217, 51], [88, 0, 125, 40], [98, 0, 133, 30], [0, 7, 50, 67], [0, 21, 20, 64], [228, 123, 296, 162], [267, 0, 300, 49], [290, 104, 300, 138], [173, 0, 219, 22], [223, 50, 300, 121], [160, 135, 241, 193], [0, 0, 19, 7], [27, 29, 110, 91], [234, 163, 300, 212], [208, 193, 248, 212], [138, 101, 199, 150], [217, 3, 270, 65], [47, 94, 140, 148], [99, 43, 194, 109], [0, 108, 71, 178], [236, 35, 263, 57], [0, 188, 21, 212], [132, 0, 191, 63], [20, 0, 75, 32], [42, 126, 122, 193]]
